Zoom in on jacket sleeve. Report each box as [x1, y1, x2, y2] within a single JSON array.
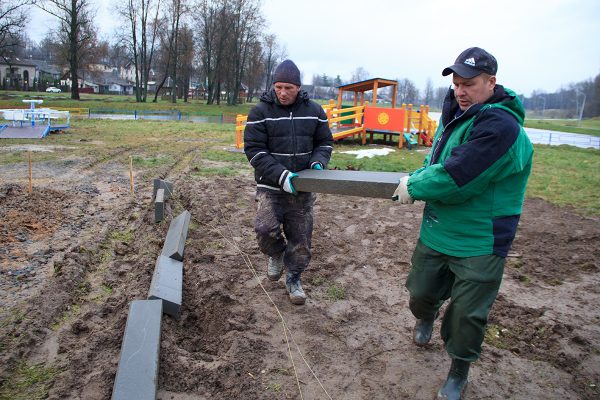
[[243, 105, 286, 185], [310, 106, 334, 168], [408, 108, 529, 204]]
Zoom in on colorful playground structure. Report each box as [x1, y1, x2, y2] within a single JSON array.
[[235, 78, 437, 150], [0, 100, 70, 139]]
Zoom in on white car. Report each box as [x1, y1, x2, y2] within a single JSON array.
[[46, 87, 61, 93]]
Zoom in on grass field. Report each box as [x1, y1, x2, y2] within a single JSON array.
[[1, 91, 599, 215], [1, 115, 598, 216], [524, 117, 600, 136], [0, 90, 254, 116]]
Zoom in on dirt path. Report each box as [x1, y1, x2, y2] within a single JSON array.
[[1, 165, 599, 399]]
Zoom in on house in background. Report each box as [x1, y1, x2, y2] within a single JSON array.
[[93, 71, 135, 95], [30, 60, 64, 86], [0, 58, 37, 90]]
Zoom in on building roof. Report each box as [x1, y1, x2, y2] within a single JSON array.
[[91, 71, 134, 86], [0, 58, 38, 67], [337, 78, 397, 92]]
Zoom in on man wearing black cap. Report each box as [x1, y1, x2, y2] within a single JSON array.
[[393, 47, 533, 399], [244, 59, 333, 305]]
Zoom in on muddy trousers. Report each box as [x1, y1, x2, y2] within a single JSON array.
[[254, 190, 316, 275], [405, 240, 505, 362]]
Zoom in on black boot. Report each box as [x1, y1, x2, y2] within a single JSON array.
[[436, 359, 470, 400], [413, 317, 435, 346]]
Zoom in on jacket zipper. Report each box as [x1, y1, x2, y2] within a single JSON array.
[[430, 104, 477, 166], [290, 111, 297, 171], [430, 116, 458, 166]]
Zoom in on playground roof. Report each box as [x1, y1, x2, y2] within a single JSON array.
[[336, 78, 398, 108], [336, 78, 397, 93]]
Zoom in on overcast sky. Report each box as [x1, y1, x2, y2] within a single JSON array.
[[27, 0, 600, 97]]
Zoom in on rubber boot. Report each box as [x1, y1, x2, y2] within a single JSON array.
[[409, 297, 438, 346], [436, 359, 470, 400], [267, 252, 284, 281], [285, 272, 306, 305]]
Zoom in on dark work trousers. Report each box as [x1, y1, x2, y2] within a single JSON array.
[[405, 240, 505, 362], [254, 189, 316, 275]]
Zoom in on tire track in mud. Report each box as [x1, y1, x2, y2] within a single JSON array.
[[82, 144, 147, 172], [153, 147, 199, 181]]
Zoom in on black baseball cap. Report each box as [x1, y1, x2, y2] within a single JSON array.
[[442, 47, 498, 78]]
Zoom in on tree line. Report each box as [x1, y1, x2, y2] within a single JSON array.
[[2, 0, 600, 117], [1, 0, 287, 104]]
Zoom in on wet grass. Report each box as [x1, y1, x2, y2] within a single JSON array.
[[0, 90, 255, 116], [326, 284, 347, 301], [1, 113, 598, 216], [109, 228, 135, 244], [328, 142, 426, 172], [0, 362, 59, 400], [527, 145, 600, 215]]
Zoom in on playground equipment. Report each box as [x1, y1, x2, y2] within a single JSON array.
[[235, 78, 437, 150], [0, 99, 70, 139], [235, 101, 436, 150], [324, 100, 436, 148]]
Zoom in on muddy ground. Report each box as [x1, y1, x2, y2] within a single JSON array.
[[0, 144, 599, 400]]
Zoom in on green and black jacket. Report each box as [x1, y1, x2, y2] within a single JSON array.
[[408, 85, 534, 257]]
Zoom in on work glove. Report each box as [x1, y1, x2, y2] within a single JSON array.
[[392, 176, 414, 204], [311, 162, 324, 170], [280, 170, 298, 195]]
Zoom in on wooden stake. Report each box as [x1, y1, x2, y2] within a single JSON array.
[[129, 155, 134, 194], [28, 151, 32, 193]]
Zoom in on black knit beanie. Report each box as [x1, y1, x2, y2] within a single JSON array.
[[272, 60, 301, 86]]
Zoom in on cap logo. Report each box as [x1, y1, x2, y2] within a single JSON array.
[[464, 57, 476, 67]]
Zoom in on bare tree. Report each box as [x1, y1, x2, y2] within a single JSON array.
[[226, 0, 262, 105], [422, 78, 433, 106], [176, 24, 194, 102], [244, 38, 263, 102], [116, 0, 161, 102], [262, 33, 284, 90], [433, 86, 448, 110], [38, 0, 96, 99], [196, 0, 228, 104], [396, 78, 419, 106], [1, 0, 34, 61], [351, 67, 370, 83], [152, 0, 185, 103]]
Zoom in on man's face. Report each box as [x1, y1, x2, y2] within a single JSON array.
[[274, 82, 300, 105], [452, 74, 496, 111]]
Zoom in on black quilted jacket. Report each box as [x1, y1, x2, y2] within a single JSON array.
[[243, 89, 333, 191]]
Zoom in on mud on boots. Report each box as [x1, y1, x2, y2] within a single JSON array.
[[436, 358, 470, 400], [267, 252, 285, 281], [285, 272, 306, 305], [410, 297, 438, 346], [413, 316, 435, 346]]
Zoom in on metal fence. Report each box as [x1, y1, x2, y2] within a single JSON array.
[[87, 109, 238, 124]]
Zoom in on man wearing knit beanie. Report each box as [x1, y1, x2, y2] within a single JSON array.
[[272, 59, 302, 87], [244, 59, 333, 305]]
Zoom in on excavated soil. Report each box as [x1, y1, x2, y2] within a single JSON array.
[[0, 149, 599, 400]]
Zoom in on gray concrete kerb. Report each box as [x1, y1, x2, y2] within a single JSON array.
[[294, 169, 408, 199], [155, 188, 165, 223], [112, 299, 162, 400], [153, 179, 174, 200], [161, 210, 191, 261], [148, 255, 183, 318]]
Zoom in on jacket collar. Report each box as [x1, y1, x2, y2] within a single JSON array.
[[441, 84, 513, 126], [260, 88, 310, 106]]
